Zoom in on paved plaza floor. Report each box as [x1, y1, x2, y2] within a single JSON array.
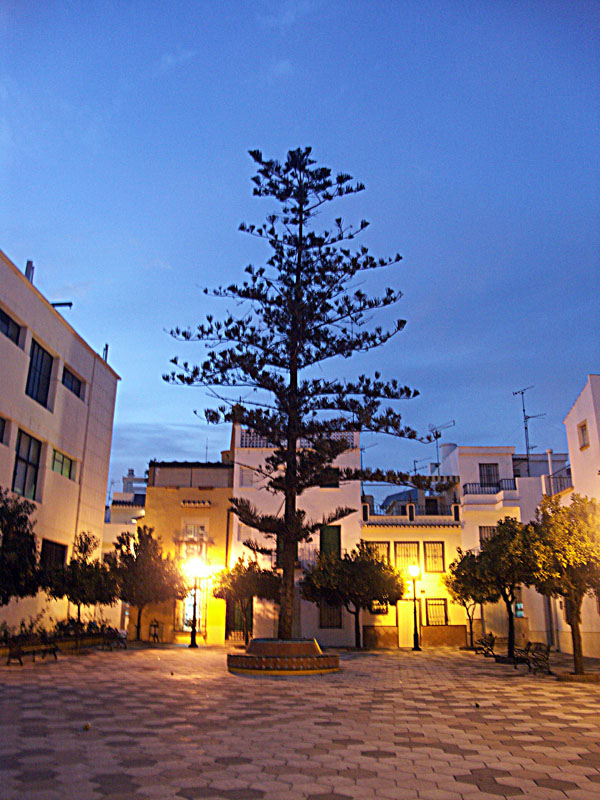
[[1, 645, 599, 800]]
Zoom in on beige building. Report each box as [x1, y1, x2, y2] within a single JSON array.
[[0, 250, 119, 627], [139, 460, 233, 644]]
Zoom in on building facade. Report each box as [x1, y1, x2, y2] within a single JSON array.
[[0, 250, 119, 627]]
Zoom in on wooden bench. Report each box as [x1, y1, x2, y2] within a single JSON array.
[[99, 628, 127, 650], [474, 633, 496, 657], [514, 641, 552, 674], [7, 636, 58, 666]]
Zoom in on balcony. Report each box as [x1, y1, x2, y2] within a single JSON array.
[[363, 501, 460, 525], [463, 479, 516, 495], [547, 475, 573, 496]]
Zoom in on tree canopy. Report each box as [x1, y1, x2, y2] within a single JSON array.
[[44, 532, 118, 623], [213, 556, 281, 644], [107, 526, 188, 641], [166, 147, 433, 639], [300, 542, 405, 648], [443, 547, 499, 648], [0, 487, 39, 606], [530, 494, 600, 674]]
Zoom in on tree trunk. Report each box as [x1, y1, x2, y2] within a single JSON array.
[[505, 598, 515, 659], [467, 611, 474, 648], [569, 596, 585, 675], [135, 605, 144, 641], [278, 538, 296, 639], [241, 600, 250, 646], [352, 607, 361, 649]]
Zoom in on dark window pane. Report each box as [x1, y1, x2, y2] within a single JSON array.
[[62, 367, 82, 398], [479, 463, 499, 486], [0, 417, 6, 445], [319, 599, 342, 628], [320, 525, 341, 556], [0, 308, 20, 344], [12, 430, 41, 499], [26, 341, 53, 407], [40, 539, 67, 570]]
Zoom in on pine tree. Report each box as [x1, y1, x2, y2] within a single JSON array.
[[166, 147, 431, 640]]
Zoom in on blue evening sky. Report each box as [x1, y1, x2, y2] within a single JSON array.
[[1, 1, 598, 495]]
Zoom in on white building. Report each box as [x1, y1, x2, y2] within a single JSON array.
[[226, 424, 363, 646], [0, 250, 119, 628], [436, 442, 569, 646]]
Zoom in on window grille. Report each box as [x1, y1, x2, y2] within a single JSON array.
[[319, 599, 342, 628], [394, 541, 419, 573], [320, 525, 341, 557], [425, 598, 448, 626], [478, 463, 499, 487], [424, 541, 444, 572], [366, 541, 390, 563], [479, 526, 496, 545]]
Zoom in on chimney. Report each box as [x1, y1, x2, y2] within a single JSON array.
[[25, 260, 35, 283]]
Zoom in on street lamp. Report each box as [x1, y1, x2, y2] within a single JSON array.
[[408, 564, 421, 652], [185, 557, 204, 649]]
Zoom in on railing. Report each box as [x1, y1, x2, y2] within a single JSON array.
[[463, 479, 516, 495], [415, 504, 453, 516], [547, 476, 573, 496], [240, 429, 356, 449], [365, 501, 459, 522]]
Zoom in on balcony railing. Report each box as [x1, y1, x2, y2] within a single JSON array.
[[547, 476, 573, 496], [463, 479, 516, 495]]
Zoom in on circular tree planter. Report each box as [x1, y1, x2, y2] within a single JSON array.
[[555, 672, 600, 683], [227, 638, 339, 676]]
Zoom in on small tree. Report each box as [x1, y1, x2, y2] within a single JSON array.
[[213, 557, 281, 645], [530, 494, 600, 675], [45, 532, 118, 624], [107, 526, 188, 641], [0, 487, 39, 605], [477, 517, 533, 659], [300, 542, 405, 648], [443, 548, 499, 648]]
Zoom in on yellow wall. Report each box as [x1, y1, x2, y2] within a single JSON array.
[[131, 484, 232, 644]]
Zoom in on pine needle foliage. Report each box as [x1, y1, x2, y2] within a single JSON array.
[[166, 147, 430, 639]]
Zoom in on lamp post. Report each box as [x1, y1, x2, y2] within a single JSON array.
[[408, 564, 421, 651], [185, 557, 203, 649]]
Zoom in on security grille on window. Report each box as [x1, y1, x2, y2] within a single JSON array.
[[62, 367, 82, 398], [26, 340, 53, 407], [52, 449, 74, 479], [0, 308, 20, 344], [319, 598, 342, 628], [479, 463, 499, 487], [424, 541, 444, 572], [239, 467, 256, 487], [320, 525, 341, 556], [367, 541, 390, 563], [425, 598, 448, 626], [40, 539, 67, 571], [394, 541, 419, 573], [479, 526, 496, 545], [369, 600, 388, 614], [12, 430, 41, 499], [179, 525, 207, 560]]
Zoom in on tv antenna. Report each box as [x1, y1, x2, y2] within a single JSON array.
[[429, 420, 455, 476], [513, 386, 545, 476], [413, 457, 429, 476]]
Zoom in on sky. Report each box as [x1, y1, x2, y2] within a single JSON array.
[[1, 1, 598, 498]]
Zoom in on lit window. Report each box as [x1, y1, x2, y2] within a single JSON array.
[[424, 541, 445, 572], [577, 422, 590, 450], [394, 541, 419, 573], [366, 541, 390, 563], [26, 340, 53, 407], [62, 367, 83, 399], [52, 449, 74, 480], [425, 598, 448, 626], [0, 308, 20, 344], [12, 430, 41, 499]]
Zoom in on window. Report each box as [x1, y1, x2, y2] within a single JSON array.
[[577, 422, 590, 450], [26, 340, 53, 407], [318, 467, 340, 488], [367, 541, 390, 563], [12, 430, 41, 499], [239, 467, 256, 487], [40, 539, 67, 571], [319, 599, 342, 628], [0, 308, 20, 344], [320, 525, 341, 556], [479, 526, 496, 545], [394, 541, 419, 573], [369, 600, 389, 614], [479, 463, 499, 487], [0, 417, 6, 445], [52, 449, 74, 480], [424, 541, 445, 572], [178, 524, 207, 560], [425, 598, 448, 626], [62, 367, 82, 398]]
